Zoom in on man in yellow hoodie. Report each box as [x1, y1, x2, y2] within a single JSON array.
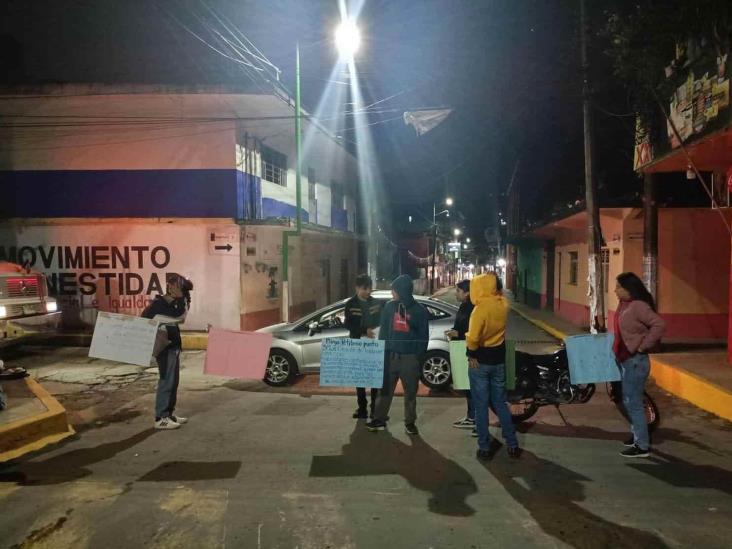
[[465, 273, 521, 460]]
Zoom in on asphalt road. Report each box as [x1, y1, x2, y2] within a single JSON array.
[[1, 311, 731, 548]]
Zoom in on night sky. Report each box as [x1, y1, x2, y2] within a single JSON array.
[[2, 0, 679, 253]]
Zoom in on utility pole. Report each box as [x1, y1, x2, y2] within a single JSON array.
[[580, 0, 605, 333], [643, 172, 658, 301], [430, 203, 437, 294], [281, 43, 303, 323]]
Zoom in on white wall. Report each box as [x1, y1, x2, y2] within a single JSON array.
[[0, 219, 241, 331]]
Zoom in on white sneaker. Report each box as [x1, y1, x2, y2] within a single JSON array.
[[155, 417, 181, 430], [171, 415, 188, 425]]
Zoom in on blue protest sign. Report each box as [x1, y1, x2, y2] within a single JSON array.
[[319, 338, 386, 388], [565, 334, 621, 384]]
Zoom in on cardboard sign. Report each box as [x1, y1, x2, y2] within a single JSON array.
[[203, 328, 273, 379], [449, 341, 470, 390], [450, 340, 516, 390], [566, 334, 621, 384], [319, 338, 385, 388], [89, 311, 159, 367]]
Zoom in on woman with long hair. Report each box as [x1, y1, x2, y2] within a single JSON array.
[[613, 272, 665, 458]]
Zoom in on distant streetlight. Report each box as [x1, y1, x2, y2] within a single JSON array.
[[497, 258, 507, 267], [445, 197, 454, 206], [408, 215, 413, 223], [335, 19, 361, 60], [466, 237, 471, 243], [463, 243, 468, 249], [454, 228, 461, 236]]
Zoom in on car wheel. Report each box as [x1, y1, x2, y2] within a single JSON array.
[[264, 349, 297, 386], [421, 350, 451, 390]]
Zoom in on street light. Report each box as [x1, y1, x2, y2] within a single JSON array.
[[466, 237, 471, 243], [445, 197, 454, 206], [454, 228, 461, 236], [335, 19, 361, 60]]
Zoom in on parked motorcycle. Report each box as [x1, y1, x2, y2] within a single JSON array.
[[506, 348, 660, 431]]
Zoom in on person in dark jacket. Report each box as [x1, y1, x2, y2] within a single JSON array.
[[445, 280, 475, 429], [344, 274, 383, 419], [142, 273, 193, 430], [367, 275, 429, 435]]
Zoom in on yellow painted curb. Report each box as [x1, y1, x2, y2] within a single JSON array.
[[182, 332, 208, 350], [650, 358, 732, 422], [509, 304, 569, 341], [0, 378, 75, 462]]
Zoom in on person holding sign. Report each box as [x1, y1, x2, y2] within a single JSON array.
[[466, 273, 520, 460], [344, 274, 383, 419], [445, 280, 476, 430], [367, 275, 429, 436], [142, 273, 194, 430], [614, 272, 665, 458]]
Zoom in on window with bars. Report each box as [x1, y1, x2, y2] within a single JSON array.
[[307, 168, 316, 200], [261, 144, 287, 186], [331, 180, 344, 209], [569, 251, 579, 285]]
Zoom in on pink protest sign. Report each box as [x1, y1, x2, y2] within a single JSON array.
[[203, 328, 272, 379]]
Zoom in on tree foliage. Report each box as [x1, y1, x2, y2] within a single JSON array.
[[606, 0, 732, 132]]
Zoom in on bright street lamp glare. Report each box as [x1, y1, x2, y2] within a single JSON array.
[[466, 237, 471, 243], [445, 197, 454, 206], [453, 228, 461, 236], [335, 20, 361, 58]]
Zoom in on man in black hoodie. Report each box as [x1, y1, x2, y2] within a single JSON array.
[[142, 273, 193, 430], [367, 275, 429, 435], [445, 279, 475, 430], [343, 274, 383, 419]]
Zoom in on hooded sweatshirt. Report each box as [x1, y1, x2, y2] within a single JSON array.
[[141, 295, 187, 349], [378, 275, 429, 356], [465, 274, 508, 364]]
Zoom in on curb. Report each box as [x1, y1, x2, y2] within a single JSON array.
[[509, 303, 732, 422], [0, 378, 75, 462], [29, 331, 209, 351], [509, 304, 570, 341]]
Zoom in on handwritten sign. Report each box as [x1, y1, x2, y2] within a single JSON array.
[[204, 328, 273, 379], [449, 341, 470, 390], [566, 334, 621, 384], [319, 338, 385, 388], [89, 312, 159, 367]]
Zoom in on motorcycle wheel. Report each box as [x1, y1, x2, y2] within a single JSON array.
[[615, 391, 660, 433], [508, 399, 539, 424]]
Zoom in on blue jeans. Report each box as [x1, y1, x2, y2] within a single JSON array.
[[463, 390, 475, 420], [468, 363, 518, 450], [619, 353, 650, 450], [155, 346, 180, 419]]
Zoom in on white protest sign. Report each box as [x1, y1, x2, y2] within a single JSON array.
[[89, 311, 159, 367], [319, 337, 385, 388]]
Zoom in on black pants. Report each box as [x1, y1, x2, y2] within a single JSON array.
[[356, 387, 378, 413]]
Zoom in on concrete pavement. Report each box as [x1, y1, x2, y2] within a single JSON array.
[[0, 310, 731, 548]]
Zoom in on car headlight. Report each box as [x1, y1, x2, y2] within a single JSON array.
[[0, 305, 6, 318], [46, 301, 58, 313]]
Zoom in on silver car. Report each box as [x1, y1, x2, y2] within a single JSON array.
[[257, 291, 458, 389]]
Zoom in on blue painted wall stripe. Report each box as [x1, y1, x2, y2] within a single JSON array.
[[0, 169, 238, 218]]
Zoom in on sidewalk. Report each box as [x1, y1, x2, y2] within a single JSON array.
[[0, 377, 75, 462], [510, 299, 732, 423]]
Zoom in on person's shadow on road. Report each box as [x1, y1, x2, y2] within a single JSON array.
[[309, 424, 478, 517], [0, 429, 155, 485], [482, 447, 669, 548]]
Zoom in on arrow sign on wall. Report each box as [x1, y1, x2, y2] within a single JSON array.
[[215, 244, 233, 252]]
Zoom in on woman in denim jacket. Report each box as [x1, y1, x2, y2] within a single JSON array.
[[613, 272, 665, 458]]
